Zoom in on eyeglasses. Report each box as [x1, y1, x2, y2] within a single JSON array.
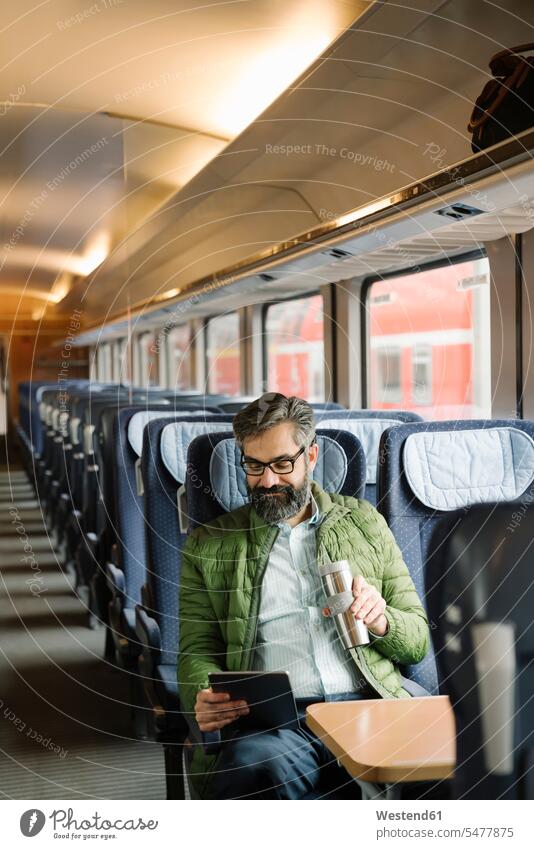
[[240, 440, 314, 476]]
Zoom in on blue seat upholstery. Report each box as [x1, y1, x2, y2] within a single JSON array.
[[426, 503, 534, 799], [378, 419, 534, 696], [17, 380, 92, 462], [37, 384, 117, 502], [60, 391, 133, 576], [78, 399, 224, 625], [96, 399, 222, 561], [131, 417, 235, 761], [315, 410, 423, 503], [17, 381, 58, 473], [107, 409, 228, 659], [138, 418, 235, 657]]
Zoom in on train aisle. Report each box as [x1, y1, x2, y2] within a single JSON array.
[[0, 466, 165, 799]]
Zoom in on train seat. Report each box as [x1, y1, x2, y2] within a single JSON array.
[[75, 399, 219, 624], [378, 419, 534, 696], [45, 387, 124, 533], [36, 384, 116, 505], [426, 503, 534, 800], [178, 428, 366, 799], [97, 399, 222, 565], [59, 390, 134, 578], [59, 388, 169, 549], [15, 381, 84, 476], [315, 410, 423, 503], [106, 409, 229, 663], [136, 419, 237, 675], [17, 380, 91, 461], [131, 418, 236, 774]]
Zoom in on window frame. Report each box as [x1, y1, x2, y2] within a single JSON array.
[[261, 289, 324, 397], [111, 338, 131, 384], [136, 330, 161, 388], [96, 342, 113, 382], [360, 248, 487, 409]]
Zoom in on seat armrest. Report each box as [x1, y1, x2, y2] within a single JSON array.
[[400, 676, 432, 698], [140, 582, 152, 610], [106, 561, 125, 606], [110, 542, 121, 568], [135, 605, 162, 667]]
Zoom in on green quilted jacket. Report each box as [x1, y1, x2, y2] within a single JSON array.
[[179, 482, 429, 716]]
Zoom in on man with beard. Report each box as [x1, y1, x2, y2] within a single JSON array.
[[179, 393, 429, 799]]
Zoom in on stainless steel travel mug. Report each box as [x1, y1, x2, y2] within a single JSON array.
[[319, 559, 370, 649]]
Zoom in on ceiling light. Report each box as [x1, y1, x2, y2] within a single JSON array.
[[47, 273, 72, 304], [73, 231, 111, 276], [213, 7, 336, 137]]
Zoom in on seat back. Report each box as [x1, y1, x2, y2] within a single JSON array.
[[37, 384, 118, 500], [82, 397, 175, 534], [100, 404, 175, 550], [34, 384, 90, 468], [112, 411, 230, 611], [186, 429, 366, 529], [141, 417, 236, 664], [98, 397, 224, 541], [315, 410, 423, 503], [64, 390, 130, 511], [18, 380, 91, 456], [378, 419, 534, 694], [426, 503, 534, 799]]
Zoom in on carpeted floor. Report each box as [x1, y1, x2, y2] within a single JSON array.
[[0, 467, 167, 799]]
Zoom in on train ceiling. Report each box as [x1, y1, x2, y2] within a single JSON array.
[[0, 0, 369, 319], [1, 0, 534, 327]]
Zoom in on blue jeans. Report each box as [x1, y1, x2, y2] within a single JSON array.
[[205, 692, 371, 800]]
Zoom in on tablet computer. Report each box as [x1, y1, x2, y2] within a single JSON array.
[[208, 671, 299, 733]]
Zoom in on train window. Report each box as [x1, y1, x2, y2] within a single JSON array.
[[167, 325, 192, 390], [264, 294, 325, 401], [206, 312, 241, 395], [137, 332, 160, 387], [367, 256, 491, 418]]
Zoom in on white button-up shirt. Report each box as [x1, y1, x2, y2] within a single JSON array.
[[252, 497, 368, 698]]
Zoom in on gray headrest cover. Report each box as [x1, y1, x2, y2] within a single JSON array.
[[160, 421, 231, 484], [403, 427, 534, 511]]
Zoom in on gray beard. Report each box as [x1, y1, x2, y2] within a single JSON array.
[[248, 476, 312, 524]]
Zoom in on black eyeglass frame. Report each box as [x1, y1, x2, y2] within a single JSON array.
[[240, 438, 316, 476]]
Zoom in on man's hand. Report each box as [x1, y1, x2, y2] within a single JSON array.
[[322, 575, 389, 637], [349, 575, 388, 636], [194, 688, 250, 732]]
